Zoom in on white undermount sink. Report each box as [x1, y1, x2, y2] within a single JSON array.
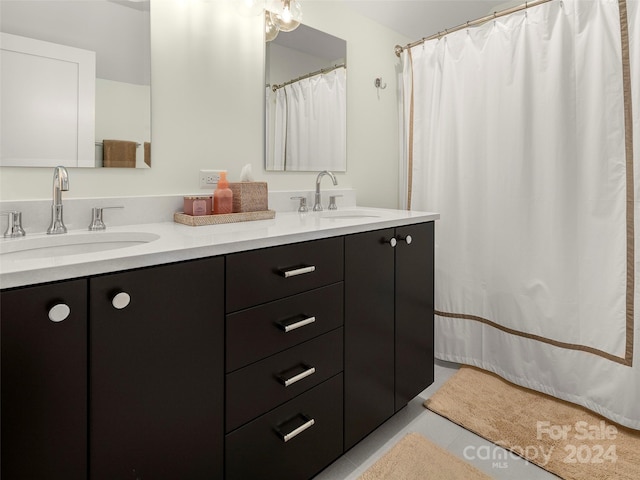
[[0, 231, 160, 261], [319, 210, 381, 219]]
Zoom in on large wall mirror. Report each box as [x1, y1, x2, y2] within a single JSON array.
[[265, 22, 346, 172], [0, 0, 151, 168]]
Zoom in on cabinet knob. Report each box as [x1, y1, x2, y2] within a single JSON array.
[[112, 292, 131, 310], [387, 237, 397, 248], [48, 303, 71, 322], [398, 235, 413, 245]]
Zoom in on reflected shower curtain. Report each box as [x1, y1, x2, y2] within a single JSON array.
[[265, 85, 287, 171], [401, 0, 640, 429], [266, 67, 346, 171]]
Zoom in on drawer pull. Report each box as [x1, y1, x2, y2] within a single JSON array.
[[280, 265, 316, 278], [278, 365, 316, 387], [278, 415, 316, 443], [278, 316, 316, 333]]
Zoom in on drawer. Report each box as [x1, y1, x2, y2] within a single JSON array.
[[226, 237, 343, 312], [226, 283, 343, 372], [226, 328, 343, 432], [225, 374, 343, 480]]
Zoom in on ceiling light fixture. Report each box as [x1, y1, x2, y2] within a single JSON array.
[[270, 0, 302, 32], [265, 10, 279, 42], [266, 0, 303, 38]]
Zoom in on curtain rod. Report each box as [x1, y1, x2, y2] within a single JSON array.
[[394, 0, 554, 57], [271, 63, 346, 92]]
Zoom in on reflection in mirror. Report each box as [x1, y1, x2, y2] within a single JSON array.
[[265, 23, 346, 172], [0, 0, 151, 168]]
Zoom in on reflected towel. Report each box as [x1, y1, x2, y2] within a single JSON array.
[[103, 140, 137, 168], [144, 142, 151, 167]]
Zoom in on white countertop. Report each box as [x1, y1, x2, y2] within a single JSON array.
[[0, 207, 439, 289]]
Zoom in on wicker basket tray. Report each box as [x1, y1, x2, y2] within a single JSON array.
[[174, 210, 275, 226]]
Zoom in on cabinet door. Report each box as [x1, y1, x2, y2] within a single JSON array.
[[395, 222, 435, 410], [90, 258, 224, 480], [1, 279, 87, 480], [344, 228, 395, 450]]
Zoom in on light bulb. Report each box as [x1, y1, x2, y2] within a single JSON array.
[[265, 11, 279, 42], [281, 4, 292, 22], [270, 0, 302, 33]]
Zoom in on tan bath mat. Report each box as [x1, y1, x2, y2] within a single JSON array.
[[426, 366, 640, 479]]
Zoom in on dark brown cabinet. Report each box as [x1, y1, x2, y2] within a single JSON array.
[[344, 222, 434, 449], [226, 236, 343, 312], [1, 279, 88, 480], [226, 283, 344, 373], [89, 258, 224, 480], [394, 223, 435, 410], [226, 328, 343, 432], [344, 228, 396, 450], [225, 374, 344, 480], [225, 237, 345, 480], [1, 220, 434, 480]]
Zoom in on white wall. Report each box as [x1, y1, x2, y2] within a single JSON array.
[[267, 42, 343, 86], [0, 0, 409, 209]]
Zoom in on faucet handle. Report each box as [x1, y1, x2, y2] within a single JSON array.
[[290, 196, 308, 213], [1, 211, 26, 238], [89, 206, 124, 231], [328, 195, 343, 211]]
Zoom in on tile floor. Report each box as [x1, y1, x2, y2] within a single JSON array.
[[315, 360, 560, 479]]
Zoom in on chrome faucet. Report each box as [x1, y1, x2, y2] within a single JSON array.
[[47, 166, 69, 234], [313, 171, 338, 211], [88, 206, 124, 231], [1, 211, 26, 237]]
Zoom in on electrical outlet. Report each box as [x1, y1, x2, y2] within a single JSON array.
[[199, 169, 225, 189]]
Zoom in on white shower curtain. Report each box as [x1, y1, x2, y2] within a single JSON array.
[[266, 67, 346, 171], [401, 0, 640, 429], [265, 85, 287, 171]]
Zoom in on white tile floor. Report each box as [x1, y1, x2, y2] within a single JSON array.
[[315, 360, 560, 479]]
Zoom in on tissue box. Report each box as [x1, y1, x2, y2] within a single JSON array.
[[229, 182, 268, 213]]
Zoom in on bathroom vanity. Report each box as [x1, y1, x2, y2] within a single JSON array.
[[0, 207, 438, 480]]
